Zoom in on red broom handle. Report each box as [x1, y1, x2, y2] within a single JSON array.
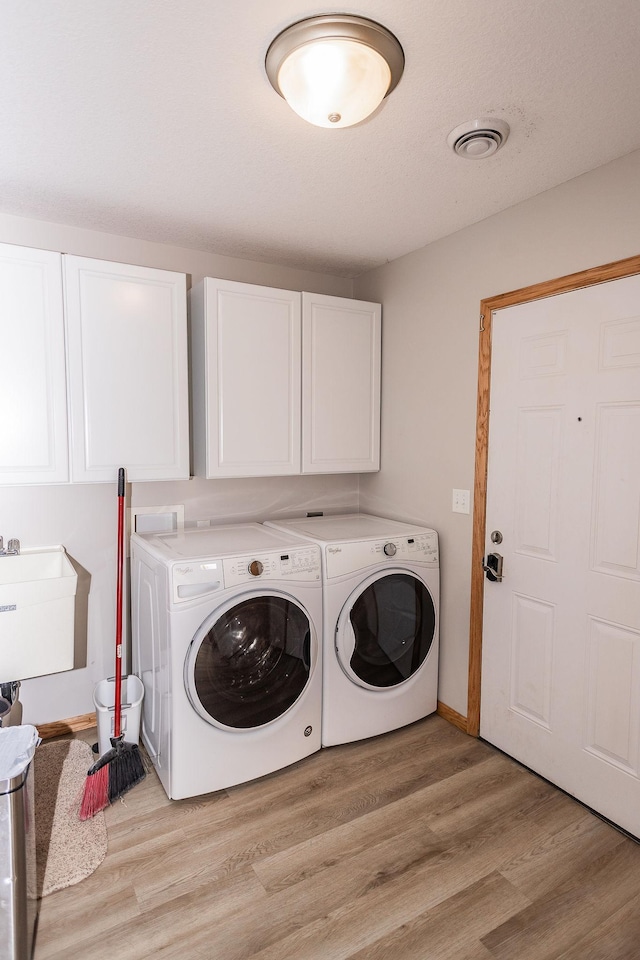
[[113, 467, 125, 739]]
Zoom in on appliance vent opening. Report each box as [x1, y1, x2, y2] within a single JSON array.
[[447, 118, 510, 159]]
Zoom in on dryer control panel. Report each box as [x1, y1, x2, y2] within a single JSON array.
[[325, 531, 438, 580], [170, 545, 321, 602]]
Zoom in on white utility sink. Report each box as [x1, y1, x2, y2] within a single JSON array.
[[0, 548, 73, 585], [0, 546, 77, 682]]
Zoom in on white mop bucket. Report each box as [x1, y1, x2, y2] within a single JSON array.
[[93, 675, 144, 757]]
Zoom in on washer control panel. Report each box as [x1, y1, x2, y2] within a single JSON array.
[[325, 531, 439, 579], [225, 546, 321, 587], [171, 545, 321, 602]]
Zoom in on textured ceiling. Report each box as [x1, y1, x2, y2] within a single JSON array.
[[2, 0, 640, 277]]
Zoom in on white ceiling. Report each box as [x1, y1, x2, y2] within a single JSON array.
[[2, 1, 640, 278]]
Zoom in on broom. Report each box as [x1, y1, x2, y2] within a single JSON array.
[[80, 467, 145, 820]]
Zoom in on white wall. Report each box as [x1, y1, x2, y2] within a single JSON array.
[[6, 149, 640, 727], [354, 149, 640, 718], [0, 212, 355, 294], [0, 213, 357, 725]]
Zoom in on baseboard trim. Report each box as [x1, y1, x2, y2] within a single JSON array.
[[39, 705, 467, 741], [37, 712, 96, 740], [437, 701, 469, 734]]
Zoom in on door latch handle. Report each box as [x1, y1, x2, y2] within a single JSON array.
[[483, 552, 503, 582]]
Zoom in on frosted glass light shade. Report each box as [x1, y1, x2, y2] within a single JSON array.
[[278, 38, 391, 128], [266, 15, 404, 129]]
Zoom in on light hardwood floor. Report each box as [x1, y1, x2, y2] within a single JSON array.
[[34, 716, 640, 960]]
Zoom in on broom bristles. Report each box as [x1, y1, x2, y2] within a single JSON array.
[[79, 735, 146, 820], [79, 762, 109, 820], [108, 739, 146, 802]]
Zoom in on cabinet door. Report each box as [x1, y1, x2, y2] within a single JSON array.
[[0, 244, 69, 484], [191, 278, 301, 478], [302, 293, 381, 473], [64, 256, 189, 482]]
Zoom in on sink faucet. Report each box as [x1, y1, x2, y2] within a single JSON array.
[[0, 537, 20, 556]]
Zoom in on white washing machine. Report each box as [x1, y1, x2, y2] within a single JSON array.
[[264, 514, 439, 747], [131, 523, 322, 799]]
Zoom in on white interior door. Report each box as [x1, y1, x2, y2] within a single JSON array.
[[481, 273, 640, 837]]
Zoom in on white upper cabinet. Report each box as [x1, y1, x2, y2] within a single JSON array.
[[190, 278, 301, 478], [0, 244, 189, 485], [190, 278, 381, 479], [0, 244, 69, 484], [302, 292, 381, 474], [64, 256, 189, 482]]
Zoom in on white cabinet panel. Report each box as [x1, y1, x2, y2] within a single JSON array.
[[64, 256, 189, 482], [0, 244, 68, 484], [190, 280, 382, 479], [302, 292, 381, 474], [190, 278, 301, 478]]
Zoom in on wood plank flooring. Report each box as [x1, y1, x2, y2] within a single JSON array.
[[33, 716, 640, 960]]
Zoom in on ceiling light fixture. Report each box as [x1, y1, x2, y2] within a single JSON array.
[[447, 118, 510, 159], [265, 15, 404, 129]]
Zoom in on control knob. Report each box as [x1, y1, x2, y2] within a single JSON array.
[[248, 559, 264, 577], [383, 542, 397, 557]]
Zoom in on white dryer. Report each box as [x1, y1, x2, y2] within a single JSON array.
[[264, 514, 439, 747], [131, 523, 322, 799]]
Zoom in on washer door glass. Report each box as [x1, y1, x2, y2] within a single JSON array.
[[186, 594, 312, 729], [339, 572, 436, 689]]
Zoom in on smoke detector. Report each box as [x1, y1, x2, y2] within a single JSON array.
[[447, 117, 510, 159]]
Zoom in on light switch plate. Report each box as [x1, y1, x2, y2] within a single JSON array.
[[452, 489, 471, 514]]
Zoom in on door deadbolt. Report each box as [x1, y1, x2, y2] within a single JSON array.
[[490, 530, 503, 544], [483, 552, 503, 582]]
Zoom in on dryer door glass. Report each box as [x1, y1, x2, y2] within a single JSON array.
[[189, 595, 312, 728], [348, 574, 435, 687]]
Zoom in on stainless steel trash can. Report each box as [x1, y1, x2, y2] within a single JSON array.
[[0, 760, 37, 960], [0, 682, 21, 730]]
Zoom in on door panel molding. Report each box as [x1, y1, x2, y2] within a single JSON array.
[[468, 253, 640, 737]]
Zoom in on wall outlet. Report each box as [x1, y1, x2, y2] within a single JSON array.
[[452, 489, 471, 514]]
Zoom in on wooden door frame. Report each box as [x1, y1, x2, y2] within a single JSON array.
[[466, 252, 640, 737]]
